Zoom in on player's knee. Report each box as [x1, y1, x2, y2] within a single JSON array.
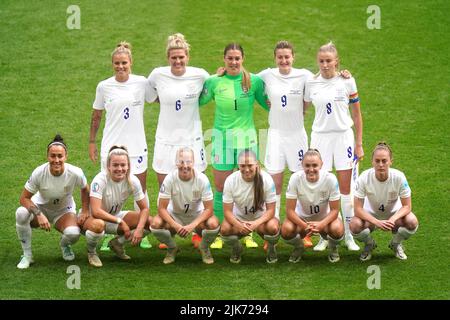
[[404, 213, 419, 230], [16, 207, 32, 225], [266, 219, 280, 235], [150, 216, 163, 229], [63, 226, 81, 242], [349, 217, 363, 233], [207, 216, 220, 229], [90, 219, 105, 233]]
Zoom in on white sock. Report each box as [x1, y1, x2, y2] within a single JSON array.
[[201, 226, 220, 248], [221, 235, 240, 248], [60, 226, 80, 247], [341, 194, 354, 238], [327, 234, 344, 249], [282, 234, 303, 249], [275, 194, 281, 220], [150, 228, 177, 249], [85, 230, 105, 254], [392, 226, 418, 245], [264, 231, 280, 245], [16, 207, 33, 257], [352, 228, 372, 244]]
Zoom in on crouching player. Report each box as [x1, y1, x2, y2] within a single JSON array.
[[15, 134, 105, 268], [151, 147, 220, 264], [350, 142, 419, 261], [220, 149, 280, 264], [281, 149, 344, 263]]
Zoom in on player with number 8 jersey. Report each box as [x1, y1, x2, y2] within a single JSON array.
[[304, 41, 363, 252]]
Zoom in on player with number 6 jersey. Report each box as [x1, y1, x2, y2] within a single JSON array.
[[350, 142, 419, 261], [282, 149, 344, 263], [148, 33, 209, 187]]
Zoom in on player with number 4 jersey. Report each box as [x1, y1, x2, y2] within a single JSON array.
[[350, 142, 418, 261]]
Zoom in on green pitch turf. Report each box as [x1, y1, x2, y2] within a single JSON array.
[[0, 0, 449, 300]]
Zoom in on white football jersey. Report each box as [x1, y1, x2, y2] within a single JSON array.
[[90, 171, 145, 216], [223, 170, 276, 221], [148, 66, 209, 145], [354, 168, 411, 215], [25, 163, 87, 213], [258, 67, 312, 132], [286, 170, 340, 219], [304, 75, 358, 133], [159, 169, 213, 216], [93, 74, 157, 157]]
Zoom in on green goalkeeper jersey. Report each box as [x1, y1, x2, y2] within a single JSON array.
[[200, 72, 269, 149]]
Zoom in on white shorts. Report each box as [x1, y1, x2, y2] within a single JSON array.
[[363, 198, 402, 221], [35, 198, 77, 225], [152, 139, 207, 174], [105, 210, 130, 234], [295, 201, 329, 222], [169, 210, 202, 226], [310, 129, 355, 171], [264, 128, 308, 174], [101, 154, 148, 175]]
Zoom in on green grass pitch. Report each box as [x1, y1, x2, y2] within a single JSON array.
[[0, 0, 449, 300]]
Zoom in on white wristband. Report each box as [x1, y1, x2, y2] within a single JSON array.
[[116, 217, 122, 224]]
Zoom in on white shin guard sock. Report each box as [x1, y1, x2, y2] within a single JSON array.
[[282, 234, 303, 249], [60, 226, 81, 247], [150, 227, 177, 248], [85, 230, 105, 254], [392, 225, 418, 245], [352, 228, 371, 243], [340, 194, 354, 237], [201, 227, 220, 248]]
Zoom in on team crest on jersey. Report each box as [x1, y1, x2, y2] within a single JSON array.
[[320, 191, 328, 200], [92, 182, 100, 193], [389, 191, 398, 200], [193, 190, 201, 199], [64, 186, 71, 193], [202, 88, 208, 96]]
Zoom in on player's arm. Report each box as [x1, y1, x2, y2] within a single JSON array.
[[388, 196, 412, 224], [199, 77, 215, 106], [286, 198, 308, 229], [354, 196, 387, 229], [131, 197, 150, 245], [254, 77, 270, 111], [77, 184, 90, 226], [350, 96, 364, 161], [181, 200, 213, 236], [311, 199, 340, 233], [223, 202, 247, 234], [19, 188, 51, 231], [89, 109, 103, 163], [157, 197, 183, 233]]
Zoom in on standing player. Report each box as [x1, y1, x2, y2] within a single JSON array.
[[257, 40, 313, 248], [220, 149, 279, 264], [150, 147, 220, 264], [350, 142, 419, 261], [90, 145, 152, 262], [89, 41, 156, 250], [200, 43, 269, 249], [147, 33, 209, 249], [304, 41, 363, 252], [16, 135, 105, 269], [281, 149, 344, 263]]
